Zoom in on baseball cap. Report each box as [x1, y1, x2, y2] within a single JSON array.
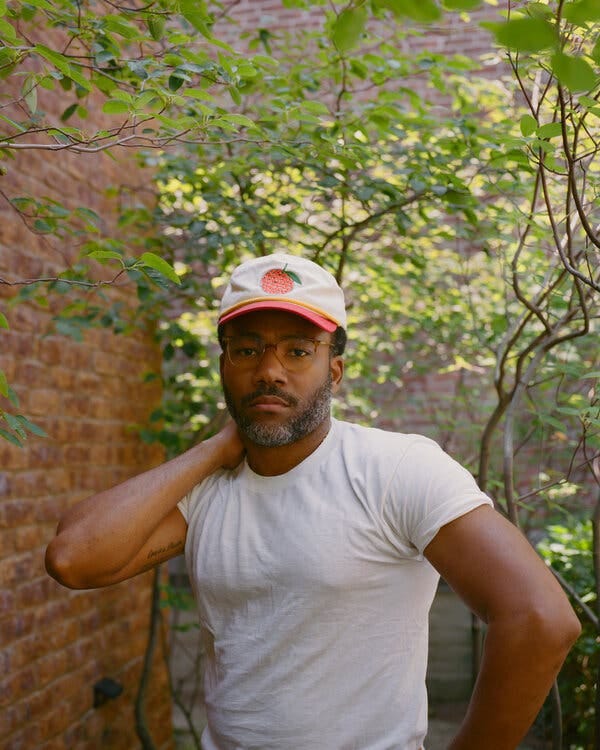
[[218, 253, 347, 332]]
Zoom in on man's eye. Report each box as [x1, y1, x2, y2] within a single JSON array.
[[283, 341, 313, 358], [233, 346, 258, 358]]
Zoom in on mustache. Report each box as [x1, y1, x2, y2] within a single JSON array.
[[241, 385, 299, 408]]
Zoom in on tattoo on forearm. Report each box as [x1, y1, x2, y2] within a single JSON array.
[[147, 539, 184, 561]]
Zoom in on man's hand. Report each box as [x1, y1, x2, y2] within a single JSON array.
[[211, 420, 245, 470]]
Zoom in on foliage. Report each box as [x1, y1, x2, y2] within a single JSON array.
[[538, 520, 598, 749], [1, 0, 599, 451]]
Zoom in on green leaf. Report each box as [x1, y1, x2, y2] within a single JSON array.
[[139, 252, 181, 285], [34, 45, 91, 92], [22, 74, 37, 115], [168, 74, 186, 92], [18, 0, 55, 9], [86, 249, 124, 262], [16, 414, 48, 437], [302, 100, 330, 115], [490, 18, 557, 52], [537, 121, 563, 139], [221, 113, 256, 128], [592, 37, 600, 65], [562, 0, 600, 25], [0, 17, 18, 43], [0, 426, 22, 447], [60, 103, 78, 122], [7, 384, 19, 408], [551, 52, 598, 92], [103, 15, 140, 40], [134, 90, 163, 111], [3, 412, 27, 440], [147, 15, 166, 41], [0, 368, 8, 397], [374, 0, 441, 21], [252, 54, 279, 69], [228, 86, 242, 105], [0, 311, 8, 328], [180, 0, 210, 35], [102, 99, 130, 115], [33, 218, 54, 233], [520, 114, 538, 136], [331, 6, 368, 52]]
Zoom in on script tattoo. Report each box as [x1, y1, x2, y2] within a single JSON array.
[[147, 539, 184, 561]]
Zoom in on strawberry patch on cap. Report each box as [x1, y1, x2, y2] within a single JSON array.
[[260, 265, 302, 295]]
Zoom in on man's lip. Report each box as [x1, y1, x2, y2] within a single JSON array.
[[249, 396, 290, 407]]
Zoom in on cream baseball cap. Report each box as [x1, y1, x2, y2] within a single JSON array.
[[218, 253, 347, 332]]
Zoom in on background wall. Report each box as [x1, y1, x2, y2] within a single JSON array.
[[0, 40, 173, 750]]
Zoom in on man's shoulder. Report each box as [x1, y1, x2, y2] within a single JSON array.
[[333, 419, 440, 463], [334, 419, 436, 448]]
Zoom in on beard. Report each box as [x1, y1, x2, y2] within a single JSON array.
[[223, 374, 333, 448]]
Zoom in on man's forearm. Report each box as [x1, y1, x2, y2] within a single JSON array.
[[448, 611, 581, 749]]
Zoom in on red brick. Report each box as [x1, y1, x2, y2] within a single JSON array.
[[0, 550, 39, 587], [16, 575, 56, 608], [25, 388, 62, 416], [0, 608, 35, 644], [0, 664, 36, 707], [0, 442, 29, 470], [36, 650, 69, 687], [3, 723, 43, 750], [7, 469, 51, 498], [9, 630, 46, 669]]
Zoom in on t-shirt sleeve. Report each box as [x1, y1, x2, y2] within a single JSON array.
[[177, 492, 191, 523], [383, 436, 493, 555], [177, 467, 229, 526], [176, 474, 213, 523]]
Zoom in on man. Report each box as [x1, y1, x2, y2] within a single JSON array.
[[46, 252, 580, 750]]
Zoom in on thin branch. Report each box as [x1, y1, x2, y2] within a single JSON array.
[[557, 84, 600, 252], [0, 269, 129, 288]]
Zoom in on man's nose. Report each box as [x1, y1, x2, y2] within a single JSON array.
[[252, 344, 287, 382]]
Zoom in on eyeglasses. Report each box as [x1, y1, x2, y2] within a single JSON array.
[[222, 335, 332, 372]]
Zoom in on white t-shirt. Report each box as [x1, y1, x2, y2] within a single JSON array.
[[178, 419, 492, 750]]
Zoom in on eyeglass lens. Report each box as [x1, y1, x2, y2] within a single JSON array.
[[226, 336, 323, 371]]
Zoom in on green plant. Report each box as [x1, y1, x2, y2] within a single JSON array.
[[538, 521, 598, 749]]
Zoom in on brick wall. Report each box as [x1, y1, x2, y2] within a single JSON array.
[[0, 20, 173, 750], [214, 2, 503, 81]]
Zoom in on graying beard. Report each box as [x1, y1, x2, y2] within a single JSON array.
[[225, 377, 332, 448]]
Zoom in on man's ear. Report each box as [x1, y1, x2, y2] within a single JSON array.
[[330, 356, 344, 393]]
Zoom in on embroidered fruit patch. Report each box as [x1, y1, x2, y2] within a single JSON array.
[[260, 265, 302, 294]]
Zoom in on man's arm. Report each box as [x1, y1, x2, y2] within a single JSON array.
[[424, 504, 581, 750], [45, 421, 244, 589]]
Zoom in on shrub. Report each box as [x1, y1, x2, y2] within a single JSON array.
[[537, 520, 598, 749]]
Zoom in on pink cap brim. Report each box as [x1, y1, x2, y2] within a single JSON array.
[[219, 301, 338, 332]]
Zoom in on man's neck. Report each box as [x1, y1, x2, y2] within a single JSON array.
[[243, 417, 331, 476]]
